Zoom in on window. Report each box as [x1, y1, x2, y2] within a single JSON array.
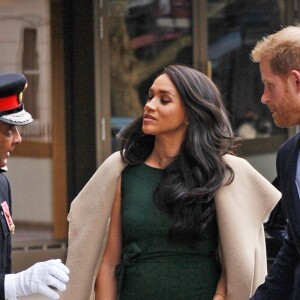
[[22, 28, 39, 118], [0, 1, 52, 146], [109, 1, 289, 147], [208, 0, 287, 140], [109, 0, 193, 151], [18, 19, 52, 142]]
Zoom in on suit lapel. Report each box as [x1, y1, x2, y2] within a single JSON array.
[[281, 133, 300, 247]]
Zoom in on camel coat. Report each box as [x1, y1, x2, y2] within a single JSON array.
[[61, 152, 281, 300]]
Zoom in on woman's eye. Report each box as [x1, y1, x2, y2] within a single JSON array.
[[161, 98, 170, 104], [145, 95, 170, 104]]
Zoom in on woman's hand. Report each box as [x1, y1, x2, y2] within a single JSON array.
[[214, 264, 226, 300], [213, 292, 226, 300]]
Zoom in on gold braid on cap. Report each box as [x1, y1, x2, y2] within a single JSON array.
[[18, 82, 28, 104]]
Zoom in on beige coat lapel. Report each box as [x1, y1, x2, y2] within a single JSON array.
[[61, 152, 281, 300], [61, 152, 126, 300], [216, 155, 281, 299]]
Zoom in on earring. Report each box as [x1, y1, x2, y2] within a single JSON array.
[[184, 120, 189, 126]]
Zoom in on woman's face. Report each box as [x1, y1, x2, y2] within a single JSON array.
[[142, 73, 188, 140]]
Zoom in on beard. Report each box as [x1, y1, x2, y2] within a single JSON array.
[[273, 86, 300, 128]]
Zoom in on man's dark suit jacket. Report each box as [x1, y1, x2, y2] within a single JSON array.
[[251, 132, 300, 300], [0, 172, 12, 300]]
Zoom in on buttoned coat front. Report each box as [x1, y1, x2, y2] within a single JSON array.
[[251, 132, 300, 299], [61, 152, 281, 300], [0, 172, 12, 300]]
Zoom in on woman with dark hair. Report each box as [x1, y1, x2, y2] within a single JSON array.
[[61, 65, 281, 300]]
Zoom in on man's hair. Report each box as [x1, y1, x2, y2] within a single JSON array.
[[251, 25, 300, 76]]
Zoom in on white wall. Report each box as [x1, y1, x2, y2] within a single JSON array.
[[0, 0, 52, 141], [0, 1, 53, 225], [6, 157, 53, 223]]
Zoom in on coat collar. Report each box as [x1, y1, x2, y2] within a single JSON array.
[[62, 152, 280, 300]]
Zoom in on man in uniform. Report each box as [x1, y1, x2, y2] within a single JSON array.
[[0, 73, 69, 299]]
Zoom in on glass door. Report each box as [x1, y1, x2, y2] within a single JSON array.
[[207, 0, 287, 140], [108, 0, 193, 151], [106, 0, 289, 155]]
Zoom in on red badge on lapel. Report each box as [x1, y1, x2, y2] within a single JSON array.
[[1, 201, 15, 234]]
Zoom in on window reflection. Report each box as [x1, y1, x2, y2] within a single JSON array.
[[109, 0, 192, 151], [125, 0, 192, 60], [208, 0, 287, 139], [109, 0, 287, 144]]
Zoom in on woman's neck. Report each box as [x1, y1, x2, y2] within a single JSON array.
[[145, 138, 182, 169]]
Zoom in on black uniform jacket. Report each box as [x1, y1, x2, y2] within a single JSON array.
[[0, 171, 12, 300]]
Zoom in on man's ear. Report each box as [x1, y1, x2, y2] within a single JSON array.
[[290, 70, 300, 93]]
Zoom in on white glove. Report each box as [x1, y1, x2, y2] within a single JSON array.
[[5, 259, 69, 299]]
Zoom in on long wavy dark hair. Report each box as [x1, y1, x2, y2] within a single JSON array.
[[118, 64, 238, 247]]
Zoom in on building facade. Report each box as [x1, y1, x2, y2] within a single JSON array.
[[0, 0, 299, 241]]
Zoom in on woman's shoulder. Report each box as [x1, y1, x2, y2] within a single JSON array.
[[222, 154, 270, 182], [222, 153, 250, 169], [90, 151, 127, 180], [101, 151, 126, 168]]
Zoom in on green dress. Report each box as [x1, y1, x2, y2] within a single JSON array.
[[117, 163, 220, 300]]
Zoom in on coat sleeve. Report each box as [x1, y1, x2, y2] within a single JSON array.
[[251, 138, 300, 299], [5, 176, 12, 274], [60, 152, 126, 300], [216, 155, 281, 300], [0, 173, 12, 300], [0, 274, 4, 300], [250, 223, 297, 300]]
